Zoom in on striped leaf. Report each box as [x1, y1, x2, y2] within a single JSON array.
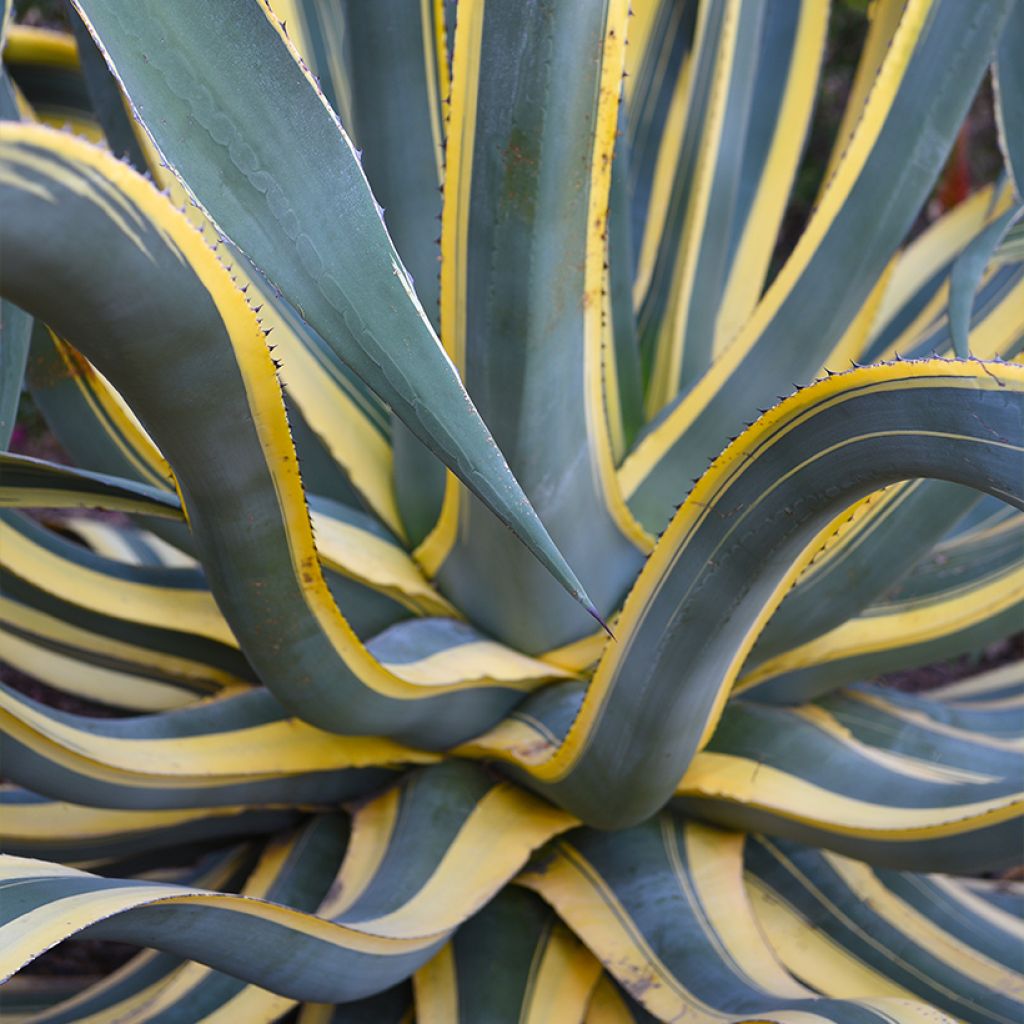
[[675, 700, 1022, 872], [416, 0, 648, 651], [0, 298, 30, 448], [0, 124, 577, 745], [70, 0, 598, 618], [0, 785, 298, 869], [7, 845, 258, 1024], [746, 835, 1024, 1024], [739, 510, 1024, 703], [499, 361, 1024, 827], [414, 887, 601, 1023], [620, 0, 1014, 530], [948, 203, 1024, 356], [639, 0, 827, 412], [297, 985, 412, 1024], [0, 451, 181, 518], [519, 815, 957, 1024], [0, 761, 574, 1003], [747, 481, 984, 668], [0, 455, 455, 620]]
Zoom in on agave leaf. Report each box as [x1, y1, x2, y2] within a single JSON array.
[[0, 762, 574, 1003], [2, 24, 101, 142], [994, 0, 1024, 198], [815, 686, 1023, 770], [675, 700, 1022, 872], [817, 0, 904, 186], [414, 888, 601, 1023], [519, 815, 957, 1024], [754, 199, 1023, 666], [863, 184, 1006, 361], [711, 0, 829, 359], [65, 6, 147, 169], [0, 784, 299, 868], [605, 124, 644, 459], [4, 516, 558, 717], [0, 682, 415, 809], [25, 324, 175, 494], [417, 0, 648, 652], [296, 985, 412, 1024], [69, 0, 596, 616], [739, 512, 1024, 702], [271, 0, 355, 129], [2, 847, 444, 1007], [0, 124, 587, 744], [57, 516, 195, 569], [1, 509, 237, 646], [956, 877, 1024, 920], [902, 661, 1024, 735], [337, 0, 449, 545], [0, 454, 456, 618], [621, 0, 1014, 530], [948, 203, 1024, 357], [641, 0, 827, 411], [625, 0, 700, 303], [993, 220, 1024, 266], [0, 613, 572, 810], [51, 818, 345, 1022], [0, 451, 181, 517], [0, 619, 235, 713], [501, 361, 1024, 827], [0, 36, 28, 450], [583, 974, 659, 1023], [0, 300, 31, 449], [2, 535, 258, 707], [746, 836, 1024, 1023], [94, 29, 399, 525], [1, 847, 255, 1023], [748, 481, 983, 667], [880, 262, 1024, 363]]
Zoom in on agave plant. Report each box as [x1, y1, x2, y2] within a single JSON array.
[[1, 0, 1022, 1019]]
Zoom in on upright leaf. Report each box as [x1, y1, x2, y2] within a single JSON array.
[[71, 0, 597, 618]]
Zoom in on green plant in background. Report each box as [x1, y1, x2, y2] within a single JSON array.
[[0, 0, 1022, 1019]]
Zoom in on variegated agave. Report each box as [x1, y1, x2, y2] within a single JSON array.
[[1, 0, 1022, 1021]]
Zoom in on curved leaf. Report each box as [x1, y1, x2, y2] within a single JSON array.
[[0, 761, 573, 1003], [297, 985, 412, 1024], [949, 204, 1024, 357], [675, 701, 1022, 872], [620, 0, 1014, 530], [0, 451, 181, 517], [336, 0, 449, 545], [24, 323, 174, 495], [0, 785, 297, 868], [738, 511, 1024, 703], [0, 682, 411, 810], [0, 124, 572, 746], [746, 835, 1024, 1024], [747, 480, 982, 669], [863, 184, 1005, 362], [640, 0, 827, 409], [519, 815, 957, 1024], [503, 361, 1024, 827], [0, 455, 455, 619]]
